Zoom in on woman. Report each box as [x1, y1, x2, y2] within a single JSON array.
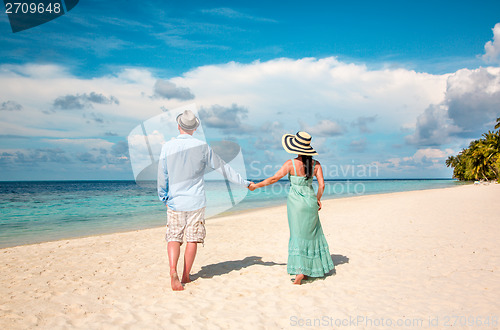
[[249, 131, 334, 284]]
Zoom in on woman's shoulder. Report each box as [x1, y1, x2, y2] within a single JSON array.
[[282, 159, 293, 169]]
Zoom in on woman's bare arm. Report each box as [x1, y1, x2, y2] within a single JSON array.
[[315, 161, 325, 210], [252, 160, 291, 189]]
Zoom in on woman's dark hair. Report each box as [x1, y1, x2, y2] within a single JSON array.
[[302, 155, 313, 179]]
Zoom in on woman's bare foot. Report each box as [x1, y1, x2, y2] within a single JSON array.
[[181, 274, 191, 284], [293, 274, 305, 285], [170, 272, 184, 291]]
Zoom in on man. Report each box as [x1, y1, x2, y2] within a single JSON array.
[[158, 110, 252, 291]]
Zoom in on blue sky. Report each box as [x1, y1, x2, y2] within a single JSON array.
[[1, 0, 500, 180]]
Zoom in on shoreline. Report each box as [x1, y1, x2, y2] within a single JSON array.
[[1, 183, 499, 328], [1, 182, 474, 250], [215, 180, 472, 219]]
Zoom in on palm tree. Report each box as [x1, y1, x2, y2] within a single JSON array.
[[469, 140, 491, 180], [445, 117, 500, 181], [483, 130, 500, 180], [445, 155, 455, 168], [447, 153, 467, 180]]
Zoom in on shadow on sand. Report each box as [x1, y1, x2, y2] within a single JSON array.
[[292, 253, 350, 284], [191, 254, 349, 284], [332, 254, 349, 267], [191, 256, 286, 280]]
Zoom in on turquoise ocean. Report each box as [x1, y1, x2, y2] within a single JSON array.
[[0, 179, 466, 248]]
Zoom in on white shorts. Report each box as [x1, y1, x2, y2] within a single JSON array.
[[165, 207, 206, 244]]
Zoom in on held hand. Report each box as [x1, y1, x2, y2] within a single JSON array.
[[317, 199, 322, 211], [248, 183, 257, 191]]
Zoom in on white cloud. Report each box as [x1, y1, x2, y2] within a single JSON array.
[[352, 115, 377, 133], [0, 100, 22, 111], [1, 63, 69, 78], [0, 138, 129, 168], [0, 148, 70, 165], [153, 80, 195, 100], [45, 138, 115, 149], [375, 148, 455, 173], [198, 103, 252, 133], [405, 104, 460, 146], [253, 121, 286, 151], [311, 137, 328, 154], [349, 138, 368, 153], [128, 130, 165, 160], [411, 148, 455, 164], [446, 67, 500, 132], [0, 59, 448, 142], [0, 64, 172, 138], [53, 92, 119, 110], [201, 7, 277, 23], [407, 67, 500, 145], [264, 150, 275, 161], [483, 23, 500, 64], [0, 58, 469, 178], [180, 57, 447, 133], [300, 119, 344, 137]]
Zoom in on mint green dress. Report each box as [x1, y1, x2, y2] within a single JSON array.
[[287, 159, 335, 277]]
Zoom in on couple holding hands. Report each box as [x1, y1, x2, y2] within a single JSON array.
[[158, 110, 334, 291]]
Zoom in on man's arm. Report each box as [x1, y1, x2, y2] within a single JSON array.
[[157, 147, 169, 204], [207, 144, 250, 187]]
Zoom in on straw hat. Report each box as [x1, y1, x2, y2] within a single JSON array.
[[176, 110, 200, 131], [282, 131, 318, 155]]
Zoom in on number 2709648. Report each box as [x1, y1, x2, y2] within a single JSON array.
[[5, 2, 62, 14]]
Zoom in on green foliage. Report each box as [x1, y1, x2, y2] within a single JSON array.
[[446, 119, 500, 182]]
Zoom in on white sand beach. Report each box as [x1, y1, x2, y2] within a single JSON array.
[[1, 184, 499, 329]]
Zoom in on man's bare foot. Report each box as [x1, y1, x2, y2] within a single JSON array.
[[181, 274, 191, 284], [170, 272, 184, 291], [293, 274, 305, 285]]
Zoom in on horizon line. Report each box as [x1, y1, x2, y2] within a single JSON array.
[[0, 178, 457, 183]]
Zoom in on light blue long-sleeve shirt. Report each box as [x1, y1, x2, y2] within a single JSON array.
[[157, 134, 250, 211]]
